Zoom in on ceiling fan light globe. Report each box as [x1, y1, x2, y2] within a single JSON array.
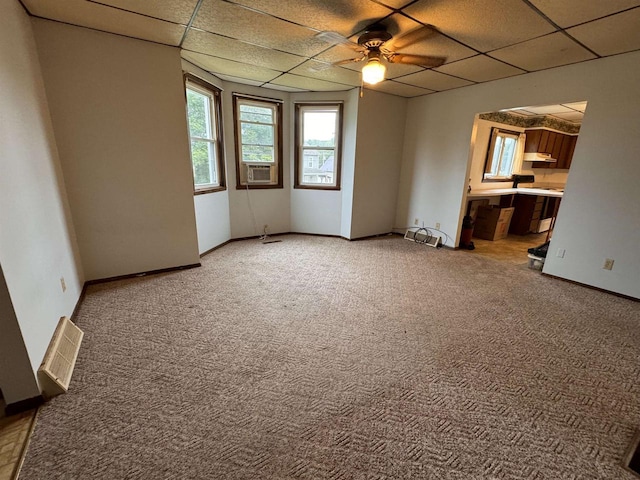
[[362, 59, 386, 85]]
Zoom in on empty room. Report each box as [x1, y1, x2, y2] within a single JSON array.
[[1, 0, 639, 479]]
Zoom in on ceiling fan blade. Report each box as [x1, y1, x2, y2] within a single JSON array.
[[389, 24, 438, 50], [386, 53, 446, 68], [315, 31, 362, 51]]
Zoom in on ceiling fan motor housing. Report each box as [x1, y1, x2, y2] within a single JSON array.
[[358, 29, 392, 49]]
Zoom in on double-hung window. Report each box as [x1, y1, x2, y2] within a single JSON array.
[[185, 74, 225, 193], [233, 94, 283, 188], [294, 103, 342, 190], [484, 128, 520, 180]]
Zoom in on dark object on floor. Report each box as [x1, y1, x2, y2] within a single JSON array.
[[528, 241, 550, 258], [627, 431, 640, 475], [460, 215, 475, 249]]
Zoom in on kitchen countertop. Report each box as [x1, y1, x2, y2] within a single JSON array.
[[467, 187, 564, 198]]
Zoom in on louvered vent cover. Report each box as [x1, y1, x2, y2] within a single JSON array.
[[38, 316, 84, 397]]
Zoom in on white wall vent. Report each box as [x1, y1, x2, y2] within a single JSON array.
[[404, 229, 440, 248], [38, 316, 84, 397], [247, 164, 272, 183]]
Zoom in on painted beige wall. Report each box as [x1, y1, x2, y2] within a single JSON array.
[[0, 1, 83, 403], [398, 51, 640, 298], [32, 19, 200, 280], [351, 89, 406, 239]]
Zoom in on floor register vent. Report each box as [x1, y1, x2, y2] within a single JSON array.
[[404, 228, 440, 248], [38, 316, 84, 398]]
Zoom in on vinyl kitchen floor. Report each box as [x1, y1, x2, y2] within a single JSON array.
[[464, 232, 549, 266], [0, 401, 36, 480]]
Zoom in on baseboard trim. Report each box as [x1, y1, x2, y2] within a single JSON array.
[[4, 395, 44, 416], [200, 240, 232, 258], [542, 273, 639, 302], [86, 263, 201, 286]]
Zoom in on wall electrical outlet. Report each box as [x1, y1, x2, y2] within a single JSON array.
[[60, 277, 66, 292], [556, 248, 565, 258], [435, 222, 441, 230], [414, 218, 419, 226], [603, 258, 614, 270]]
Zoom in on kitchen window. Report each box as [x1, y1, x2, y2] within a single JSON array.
[[294, 103, 342, 190], [233, 94, 283, 189], [185, 74, 225, 194], [484, 128, 522, 181]]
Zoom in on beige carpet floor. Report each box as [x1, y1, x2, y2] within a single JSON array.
[[21, 235, 640, 479]]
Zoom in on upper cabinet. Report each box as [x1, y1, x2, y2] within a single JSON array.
[[524, 128, 577, 170]]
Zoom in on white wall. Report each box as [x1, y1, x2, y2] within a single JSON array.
[[181, 61, 232, 254], [32, 20, 200, 280], [0, 1, 84, 403], [398, 51, 640, 298], [221, 83, 291, 239], [289, 90, 358, 236], [340, 89, 360, 239], [350, 90, 406, 238]]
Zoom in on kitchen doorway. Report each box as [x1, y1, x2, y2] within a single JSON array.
[[461, 101, 587, 266]]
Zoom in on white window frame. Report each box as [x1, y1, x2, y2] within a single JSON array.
[[484, 128, 521, 181], [294, 103, 342, 190], [185, 75, 225, 193]]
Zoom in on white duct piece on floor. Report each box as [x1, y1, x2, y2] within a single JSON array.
[[38, 316, 84, 398]]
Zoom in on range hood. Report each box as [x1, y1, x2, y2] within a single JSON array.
[[523, 152, 557, 163]]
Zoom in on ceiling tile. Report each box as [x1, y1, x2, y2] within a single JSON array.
[[181, 51, 282, 82], [212, 74, 264, 86], [509, 110, 538, 116], [567, 7, 640, 56], [270, 74, 354, 91], [24, 0, 185, 45], [529, 0, 640, 28], [376, 0, 416, 8], [523, 104, 574, 115], [227, 0, 393, 37], [562, 101, 588, 112], [403, 0, 556, 52], [261, 83, 306, 92], [435, 55, 525, 82], [194, 0, 328, 57], [366, 81, 434, 97], [550, 111, 584, 122], [395, 70, 473, 91], [87, 0, 199, 25], [183, 29, 305, 71], [489, 32, 596, 71], [289, 61, 362, 87]]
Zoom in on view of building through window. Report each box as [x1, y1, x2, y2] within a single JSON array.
[[296, 104, 341, 188]]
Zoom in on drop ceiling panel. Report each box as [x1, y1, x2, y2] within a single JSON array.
[[403, 0, 555, 52], [396, 70, 473, 91], [387, 28, 477, 65], [261, 83, 306, 92], [435, 55, 525, 83], [183, 29, 305, 71], [24, 0, 185, 46], [227, 0, 393, 37], [194, 0, 328, 57], [529, 0, 640, 28], [567, 8, 640, 56], [270, 74, 353, 91], [367, 81, 435, 98], [181, 51, 282, 82], [551, 111, 584, 122], [289, 61, 362, 87], [87, 0, 199, 25], [376, 0, 417, 9], [490, 33, 597, 71], [522, 105, 574, 115], [212, 74, 264, 86], [562, 101, 587, 112]]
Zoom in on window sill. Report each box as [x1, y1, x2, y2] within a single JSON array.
[[294, 185, 340, 191], [194, 186, 226, 195], [235, 183, 283, 190]]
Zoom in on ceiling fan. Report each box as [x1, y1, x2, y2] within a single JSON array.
[[316, 24, 446, 85]]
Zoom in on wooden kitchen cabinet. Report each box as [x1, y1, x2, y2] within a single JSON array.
[[526, 128, 577, 170], [510, 194, 544, 235]]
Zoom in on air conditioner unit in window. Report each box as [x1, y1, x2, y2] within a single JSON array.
[[246, 164, 272, 183]]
